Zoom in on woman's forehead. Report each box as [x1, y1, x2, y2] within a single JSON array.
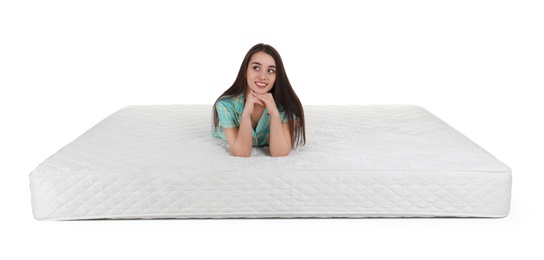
[[250, 51, 275, 66]]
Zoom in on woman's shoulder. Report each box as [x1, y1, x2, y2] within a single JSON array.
[[216, 94, 244, 111]]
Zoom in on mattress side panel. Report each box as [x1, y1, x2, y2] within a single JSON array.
[[29, 170, 511, 220]]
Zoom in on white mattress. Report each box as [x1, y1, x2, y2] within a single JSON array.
[[29, 105, 512, 220]]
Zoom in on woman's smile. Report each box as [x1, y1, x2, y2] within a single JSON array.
[[255, 81, 268, 88]]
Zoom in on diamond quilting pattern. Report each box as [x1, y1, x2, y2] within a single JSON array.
[[29, 105, 511, 219]]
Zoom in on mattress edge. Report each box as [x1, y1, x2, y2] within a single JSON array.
[[34, 211, 510, 221]]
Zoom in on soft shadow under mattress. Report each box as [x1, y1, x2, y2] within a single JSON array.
[[29, 105, 512, 220]]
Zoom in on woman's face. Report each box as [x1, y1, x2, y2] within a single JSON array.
[[246, 51, 276, 94]]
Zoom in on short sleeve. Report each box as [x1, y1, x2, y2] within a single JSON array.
[[216, 101, 239, 128], [280, 111, 288, 124], [280, 110, 298, 124]]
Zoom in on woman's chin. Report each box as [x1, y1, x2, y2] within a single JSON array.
[[250, 88, 269, 94]]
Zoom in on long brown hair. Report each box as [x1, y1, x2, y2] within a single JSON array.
[[213, 43, 305, 148]]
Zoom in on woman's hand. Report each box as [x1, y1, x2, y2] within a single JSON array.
[[253, 92, 291, 157], [253, 92, 280, 118], [243, 91, 264, 116]]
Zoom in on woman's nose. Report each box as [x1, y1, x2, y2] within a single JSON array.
[[259, 71, 267, 79]]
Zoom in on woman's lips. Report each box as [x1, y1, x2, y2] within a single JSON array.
[[255, 82, 267, 88]]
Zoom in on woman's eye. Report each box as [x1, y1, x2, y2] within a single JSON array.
[[253, 66, 260, 71], [268, 69, 275, 74]]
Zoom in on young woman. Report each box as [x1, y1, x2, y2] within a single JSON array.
[[212, 43, 305, 157]]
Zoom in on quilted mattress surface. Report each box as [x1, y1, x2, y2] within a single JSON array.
[[29, 105, 512, 220]]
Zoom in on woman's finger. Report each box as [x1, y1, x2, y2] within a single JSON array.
[[249, 94, 264, 106], [256, 93, 274, 106]]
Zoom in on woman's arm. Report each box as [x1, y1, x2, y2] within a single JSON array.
[[269, 116, 292, 157], [223, 92, 264, 157], [252, 92, 292, 157], [223, 113, 253, 157]]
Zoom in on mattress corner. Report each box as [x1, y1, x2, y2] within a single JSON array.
[[407, 104, 428, 111], [118, 104, 140, 112]]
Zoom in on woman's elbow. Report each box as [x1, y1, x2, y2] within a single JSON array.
[[270, 150, 290, 157], [231, 149, 251, 158]]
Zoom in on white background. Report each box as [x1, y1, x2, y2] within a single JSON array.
[[1, 0, 543, 259]]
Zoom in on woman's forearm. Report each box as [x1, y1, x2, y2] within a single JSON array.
[[230, 113, 253, 157], [269, 116, 291, 157]]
